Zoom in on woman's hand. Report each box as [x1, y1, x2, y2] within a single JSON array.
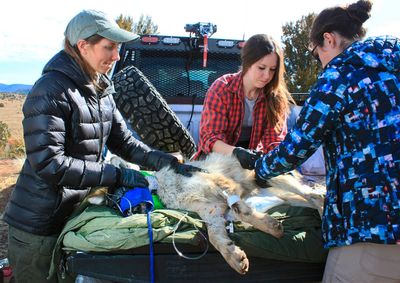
[[116, 167, 149, 188], [171, 162, 205, 177], [232, 147, 263, 170]]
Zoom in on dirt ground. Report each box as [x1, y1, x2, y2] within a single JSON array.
[[0, 159, 22, 259], [0, 94, 25, 260], [0, 94, 25, 139]]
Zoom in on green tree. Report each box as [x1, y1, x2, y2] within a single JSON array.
[[281, 13, 321, 93], [116, 14, 134, 32], [133, 14, 159, 35], [116, 14, 158, 35]]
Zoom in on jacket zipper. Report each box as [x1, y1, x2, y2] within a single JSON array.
[[97, 92, 104, 162]]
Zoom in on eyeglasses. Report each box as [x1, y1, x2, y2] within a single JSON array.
[[309, 44, 320, 63]]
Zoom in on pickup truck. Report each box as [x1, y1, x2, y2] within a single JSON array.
[[63, 23, 325, 283]]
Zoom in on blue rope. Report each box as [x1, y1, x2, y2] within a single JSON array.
[[147, 211, 155, 283], [116, 185, 155, 282]]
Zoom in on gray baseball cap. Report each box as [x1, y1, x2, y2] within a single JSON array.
[[65, 9, 139, 46]]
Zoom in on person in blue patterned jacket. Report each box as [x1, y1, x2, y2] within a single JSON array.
[[234, 0, 400, 282]]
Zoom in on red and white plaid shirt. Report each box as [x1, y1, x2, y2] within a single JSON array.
[[194, 72, 286, 159]]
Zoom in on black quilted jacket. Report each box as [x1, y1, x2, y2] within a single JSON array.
[[4, 51, 152, 235]]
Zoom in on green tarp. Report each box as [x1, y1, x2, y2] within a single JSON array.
[[50, 204, 327, 279]]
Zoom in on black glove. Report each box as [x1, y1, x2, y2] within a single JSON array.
[[116, 167, 149, 188], [144, 150, 178, 171], [232, 147, 263, 170], [255, 175, 269, 187], [170, 162, 204, 177], [145, 150, 204, 177]]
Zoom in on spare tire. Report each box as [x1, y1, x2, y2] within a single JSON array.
[[112, 66, 197, 159]]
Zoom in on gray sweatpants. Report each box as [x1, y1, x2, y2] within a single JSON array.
[[322, 242, 400, 282]]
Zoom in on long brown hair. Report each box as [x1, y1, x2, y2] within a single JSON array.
[[241, 34, 294, 132], [309, 0, 372, 48], [63, 34, 105, 91]]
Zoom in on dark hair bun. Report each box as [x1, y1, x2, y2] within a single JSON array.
[[347, 0, 372, 24]]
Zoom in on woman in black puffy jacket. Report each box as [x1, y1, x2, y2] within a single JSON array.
[[4, 10, 201, 283]]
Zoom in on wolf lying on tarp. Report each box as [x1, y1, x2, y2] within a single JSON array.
[[88, 153, 325, 275]]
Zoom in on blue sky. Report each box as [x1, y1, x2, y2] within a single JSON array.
[[1, 0, 399, 85]]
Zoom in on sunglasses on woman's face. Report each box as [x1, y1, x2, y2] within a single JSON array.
[[309, 45, 321, 63]]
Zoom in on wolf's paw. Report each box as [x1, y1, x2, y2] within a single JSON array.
[[222, 245, 249, 274], [259, 214, 284, 238], [247, 211, 284, 238]]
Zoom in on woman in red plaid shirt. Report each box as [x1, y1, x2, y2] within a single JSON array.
[[194, 34, 294, 169]]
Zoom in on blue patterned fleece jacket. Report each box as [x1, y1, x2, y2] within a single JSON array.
[[255, 36, 400, 248]]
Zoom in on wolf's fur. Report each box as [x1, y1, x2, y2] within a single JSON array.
[[154, 153, 325, 274], [88, 153, 325, 274]]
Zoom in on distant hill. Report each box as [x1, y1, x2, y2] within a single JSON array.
[[0, 83, 32, 94]]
